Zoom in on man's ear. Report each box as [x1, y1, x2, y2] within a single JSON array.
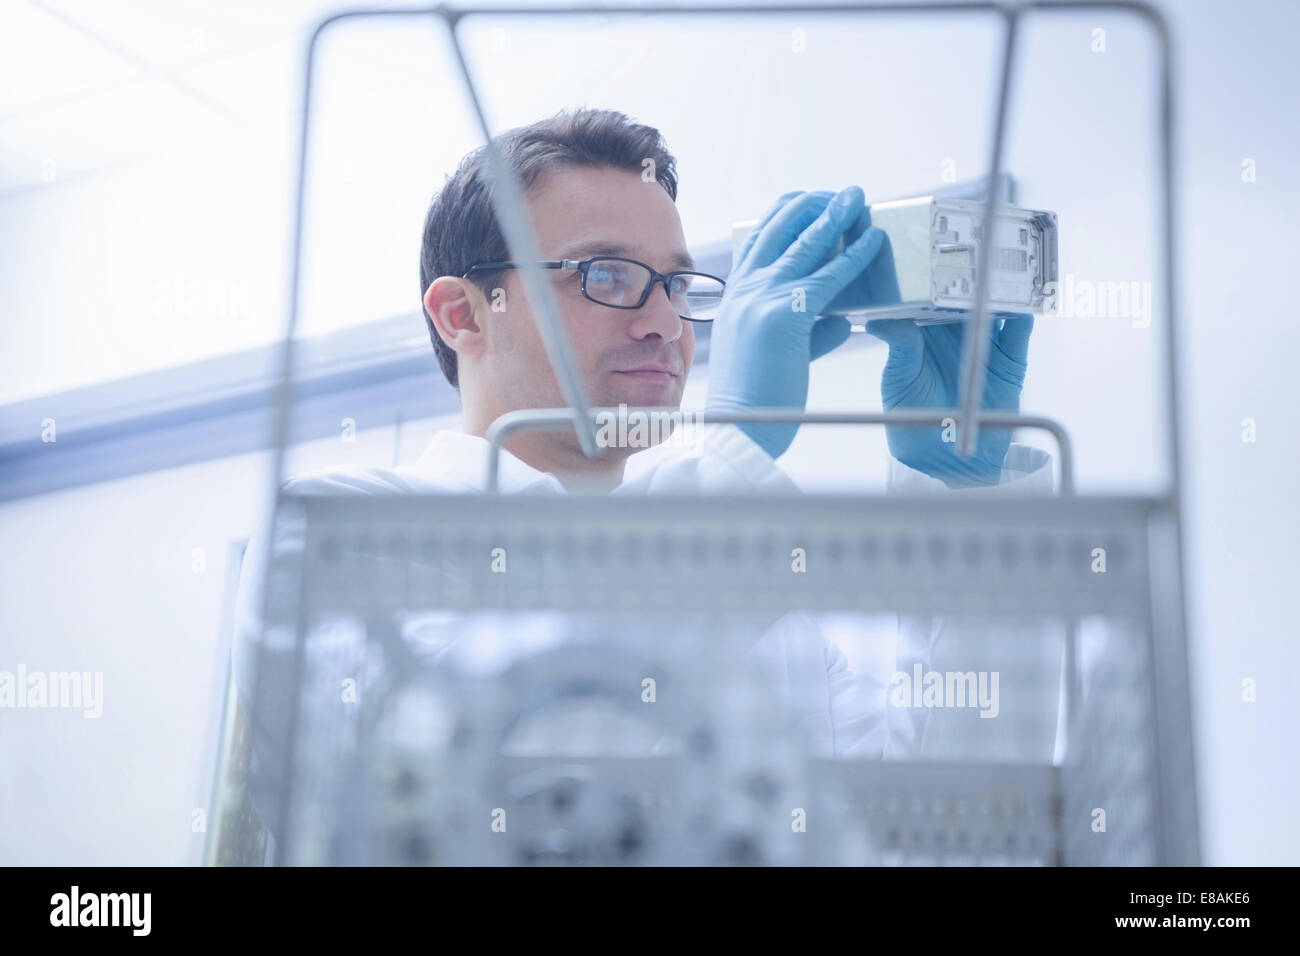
[[425, 276, 487, 361]]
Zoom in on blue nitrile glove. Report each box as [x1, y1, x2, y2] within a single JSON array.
[[706, 187, 887, 458], [865, 315, 1034, 488]]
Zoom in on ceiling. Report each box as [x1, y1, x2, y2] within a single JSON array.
[[0, 0, 440, 194], [0, 0, 903, 197]]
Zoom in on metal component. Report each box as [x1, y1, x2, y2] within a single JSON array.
[[445, 23, 602, 458], [484, 406, 1075, 494], [236, 490, 1189, 865], [731, 197, 1059, 323], [958, 5, 1020, 457], [340, 643, 870, 866], [292, 492, 1153, 618]]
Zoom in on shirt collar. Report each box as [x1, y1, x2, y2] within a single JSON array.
[[413, 430, 566, 495]]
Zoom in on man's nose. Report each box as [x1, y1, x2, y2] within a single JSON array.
[[626, 281, 684, 342]]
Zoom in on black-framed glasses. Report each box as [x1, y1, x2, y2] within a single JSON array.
[[463, 256, 725, 323]]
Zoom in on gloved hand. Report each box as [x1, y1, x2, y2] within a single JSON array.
[[706, 187, 886, 458], [865, 315, 1034, 487]]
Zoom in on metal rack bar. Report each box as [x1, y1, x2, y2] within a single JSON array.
[[956, 5, 1019, 457], [444, 12, 600, 457], [483, 406, 1076, 494]]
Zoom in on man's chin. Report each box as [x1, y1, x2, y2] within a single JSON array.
[[592, 409, 695, 457], [608, 396, 681, 410], [603, 380, 684, 410]]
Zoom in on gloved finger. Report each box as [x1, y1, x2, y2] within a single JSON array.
[[747, 190, 838, 271], [993, 313, 1034, 365], [809, 315, 852, 361], [864, 317, 925, 365], [805, 222, 883, 304], [773, 186, 865, 279], [736, 190, 807, 270]]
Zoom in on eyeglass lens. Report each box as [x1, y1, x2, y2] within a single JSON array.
[[584, 258, 724, 320]]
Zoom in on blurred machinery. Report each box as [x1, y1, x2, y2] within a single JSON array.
[[209, 489, 1194, 866]]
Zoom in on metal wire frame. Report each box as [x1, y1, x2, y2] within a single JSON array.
[[483, 406, 1076, 494], [250, 0, 1193, 866]]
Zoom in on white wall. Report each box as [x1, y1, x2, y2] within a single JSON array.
[[0, 413, 457, 865]]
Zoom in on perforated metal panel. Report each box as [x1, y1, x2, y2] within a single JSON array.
[[292, 494, 1152, 618], [228, 492, 1194, 866]]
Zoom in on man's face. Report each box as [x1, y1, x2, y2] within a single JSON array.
[[475, 165, 696, 415]]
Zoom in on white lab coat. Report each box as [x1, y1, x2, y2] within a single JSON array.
[[231, 424, 1055, 831]]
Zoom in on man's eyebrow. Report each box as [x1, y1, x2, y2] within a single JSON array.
[[555, 242, 696, 272]]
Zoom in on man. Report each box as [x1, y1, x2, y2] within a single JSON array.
[[231, 109, 1056, 840]]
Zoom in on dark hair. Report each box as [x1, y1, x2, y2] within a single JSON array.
[[418, 108, 679, 388]]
